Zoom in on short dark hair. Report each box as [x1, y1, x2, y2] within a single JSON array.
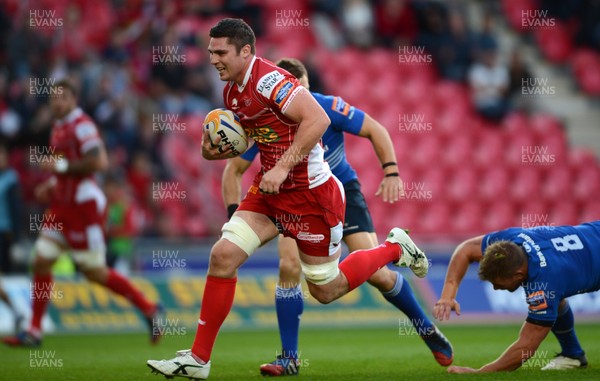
[[479, 240, 526, 282], [209, 18, 256, 54], [53, 79, 78, 98], [275, 58, 308, 80]]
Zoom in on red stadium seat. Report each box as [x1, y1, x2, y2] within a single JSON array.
[[502, 0, 539, 33], [541, 165, 572, 203], [418, 166, 447, 199], [417, 202, 452, 234], [447, 167, 478, 203], [579, 201, 600, 223], [482, 200, 517, 232], [571, 49, 600, 96], [409, 135, 442, 170], [502, 112, 528, 132], [518, 199, 549, 223], [573, 167, 600, 203], [440, 135, 473, 169], [479, 166, 510, 202], [453, 201, 484, 234], [569, 148, 600, 170], [473, 129, 505, 169], [529, 113, 563, 140], [511, 167, 542, 202], [549, 202, 579, 226], [535, 22, 573, 63]]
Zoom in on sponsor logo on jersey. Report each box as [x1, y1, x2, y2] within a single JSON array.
[[526, 290, 548, 311], [257, 70, 285, 98], [274, 81, 294, 105], [297, 232, 325, 243], [331, 96, 350, 116], [246, 125, 280, 143]]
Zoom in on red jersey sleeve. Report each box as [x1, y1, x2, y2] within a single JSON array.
[[255, 69, 304, 114], [74, 119, 102, 154]]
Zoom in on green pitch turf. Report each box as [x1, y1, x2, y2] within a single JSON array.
[[2, 323, 599, 381]]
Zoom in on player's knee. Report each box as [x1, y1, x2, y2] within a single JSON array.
[[32, 238, 62, 274], [208, 241, 241, 277], [301, 259, 342, 304], [82, 267, 108, 284]]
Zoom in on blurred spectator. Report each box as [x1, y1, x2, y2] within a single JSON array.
[[341, 0, 375, 48], [574, 0, 600, 51], [104, 174, 147, 270], [468, 47, 510, 122], [0, 144, 21, 273], [374, 0, 418, 47], [507, 49, 535, 113], [127, 150, 156, 213], [475, 11, 499, 53], [415, 2, 448, 68], [436, 9, 475, 81]]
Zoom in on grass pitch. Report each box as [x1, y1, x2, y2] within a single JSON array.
[[2, 324, 599, 381]]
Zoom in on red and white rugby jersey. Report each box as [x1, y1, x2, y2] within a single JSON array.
[[223, 56, 331, 190], [49, 107, 105, 206]]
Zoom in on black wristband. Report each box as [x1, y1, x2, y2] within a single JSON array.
[[227, 204, 239, 219], [382, 162, 397, 169], [385, 173, 399, 177]]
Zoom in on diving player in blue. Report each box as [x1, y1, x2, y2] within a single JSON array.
[[222, 58, 454, 376], [434, 221, 600, 373]]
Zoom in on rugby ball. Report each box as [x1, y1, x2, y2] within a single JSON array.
[[203, 108, 248, 157]]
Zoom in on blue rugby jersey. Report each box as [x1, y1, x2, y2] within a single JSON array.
[[482, 221, 600, 325]]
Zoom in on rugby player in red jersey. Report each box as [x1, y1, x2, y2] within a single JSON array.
[[2, 80, 164, 347], [147, 19, 428, 380]]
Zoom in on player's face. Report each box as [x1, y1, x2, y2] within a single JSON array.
[[49, 89, 76, 119], [208, 37, 249, 84], [491, 276, 522, 292]]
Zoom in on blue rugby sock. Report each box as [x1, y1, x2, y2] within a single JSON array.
[[275, 284, 304, 359], [382, 272, 434, 335], [552, 302, 584, 357]]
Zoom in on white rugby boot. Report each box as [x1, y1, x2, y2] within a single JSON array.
[[387, 228, 429, 278]]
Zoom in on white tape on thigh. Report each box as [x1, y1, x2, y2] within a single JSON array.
[[221, 215, 261, 256], [34, 237, 63, 260], [300, 258, 340, 285], [71, 249, 106, 270]]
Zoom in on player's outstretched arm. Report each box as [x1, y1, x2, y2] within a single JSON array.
[[434, 235, 484, 321], [222, 156, 252, 217], [358, 113, 404, 203], [260, 89, 330, 194], [449, 321, 551, 373]]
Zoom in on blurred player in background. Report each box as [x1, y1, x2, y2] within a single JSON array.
[[2, 80, 164, 347], [223, 58, 453, 376], [0, 143, 24, 333], [434, 221, 600, 373], [147, 18, 429, 380]]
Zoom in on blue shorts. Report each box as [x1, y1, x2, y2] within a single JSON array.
[[342, 180, 374, 236]]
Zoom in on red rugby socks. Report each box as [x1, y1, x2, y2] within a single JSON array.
[[339, 241, 401, 291], [192, 276, 237, 363]]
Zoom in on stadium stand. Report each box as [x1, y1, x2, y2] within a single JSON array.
[[1, 0, 599, 250]]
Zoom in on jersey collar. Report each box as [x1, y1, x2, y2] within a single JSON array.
[[236, 55, 256, 93]]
